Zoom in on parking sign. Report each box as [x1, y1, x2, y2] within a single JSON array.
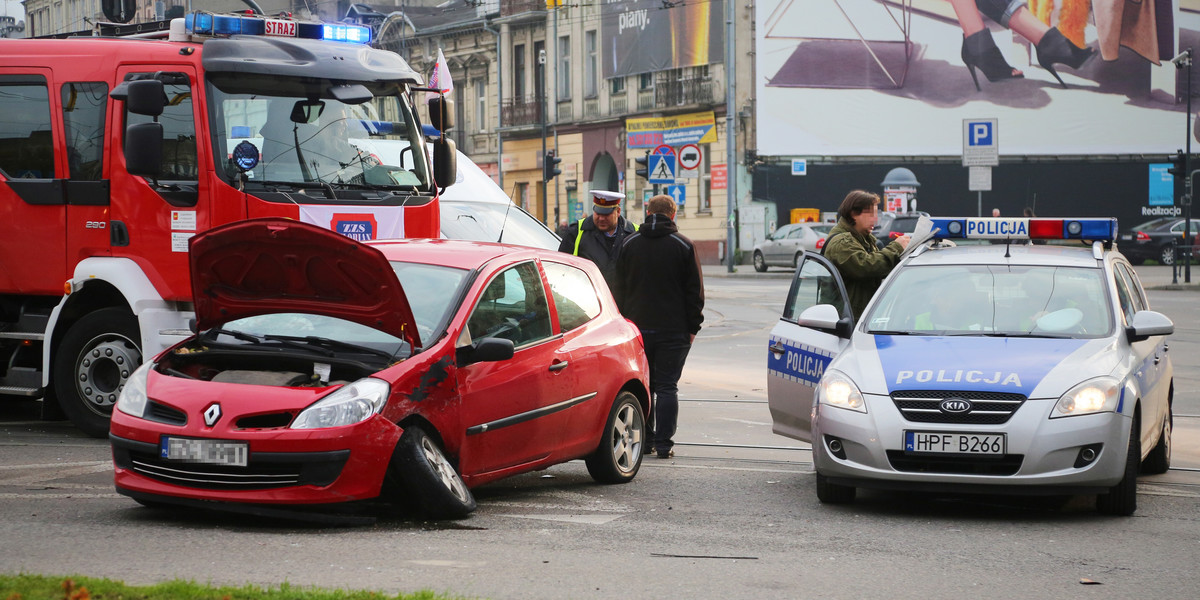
[[962, 119, 998, 167]]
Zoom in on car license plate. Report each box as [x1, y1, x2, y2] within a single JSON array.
[[161, 436, 248, 467], [904, 431, 1005, 455]]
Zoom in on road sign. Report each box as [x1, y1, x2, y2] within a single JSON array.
[[791, 159, 807, 176], [963, 118, 998, 166], [648, 154, 676, 184], [666, 184, 686, 206], [678, 144, 701, 170], [652, 144, 675, 157], [969, 166, 992, 191]]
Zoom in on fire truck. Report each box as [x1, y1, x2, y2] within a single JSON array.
[[0, 11, 459, 436]]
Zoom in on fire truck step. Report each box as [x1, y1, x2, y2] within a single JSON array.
[[0, 385, 42, 397]]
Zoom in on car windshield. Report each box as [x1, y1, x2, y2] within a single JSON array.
[[441, 201, 560, 250], [206, 74, 431, 190], [390, 261, 472, 343], [1130, 217, 1174, 231], [864, 265, 1112, 338], [215, 313, 409, 358]]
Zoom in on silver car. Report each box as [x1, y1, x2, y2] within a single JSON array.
[[752, 223, 833, 272], [767, 217, 1174, 515]]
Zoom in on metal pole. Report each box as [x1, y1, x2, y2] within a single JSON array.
[[724, 0, 737, 272], [553, 7, 560, 229], [1185, 48, 1193, 283], [977, 191, 982, 217]]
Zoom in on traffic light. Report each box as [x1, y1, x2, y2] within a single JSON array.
[[634, 151, 650, 180], [1167, 149, 1186, 178], [543, 150, 562, 182]]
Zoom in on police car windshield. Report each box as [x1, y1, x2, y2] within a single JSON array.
[[864, 265, 1112, 338], [207, 75, 431, 190]]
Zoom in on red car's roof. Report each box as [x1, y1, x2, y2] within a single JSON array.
[[367, 238, 550, 270]]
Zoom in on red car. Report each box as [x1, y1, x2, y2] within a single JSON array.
[[109, 218, 650, 520]]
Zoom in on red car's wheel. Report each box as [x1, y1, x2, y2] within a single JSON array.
[[585, 391, 645, 484], [390, 426, 475, 519]]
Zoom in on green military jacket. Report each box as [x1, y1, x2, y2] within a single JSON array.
[[822, 218, 905, 320]]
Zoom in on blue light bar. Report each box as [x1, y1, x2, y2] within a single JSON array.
[[323, 24, 372, 44], [930, 217, 1116, 241], [183, 11, 370, 44]]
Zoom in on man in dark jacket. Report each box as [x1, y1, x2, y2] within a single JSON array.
[[558, 190, 637, 288], [823, 190, 910, 320], [613, 195, 704, 459]]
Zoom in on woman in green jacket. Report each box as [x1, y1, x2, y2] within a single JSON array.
[[822, 190, 910, 320]]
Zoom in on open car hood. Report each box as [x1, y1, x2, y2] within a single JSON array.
[[189, 218, 420, 349]]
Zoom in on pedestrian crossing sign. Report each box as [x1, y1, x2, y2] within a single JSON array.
[[648, 154, 676, 184]]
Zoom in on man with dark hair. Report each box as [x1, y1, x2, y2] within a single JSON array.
[[559, 190, 638, 288], [613, 195, 704, 459], [823, 190, 910, 320]]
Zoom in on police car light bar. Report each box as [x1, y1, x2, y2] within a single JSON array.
[[184, 11, 371, 44], [930, 217, 1117, 241]]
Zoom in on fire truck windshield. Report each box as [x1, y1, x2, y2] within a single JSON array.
[[207, 75, 431, 192]]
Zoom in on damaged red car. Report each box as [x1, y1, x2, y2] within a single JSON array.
[[109, 218, 650, 520]]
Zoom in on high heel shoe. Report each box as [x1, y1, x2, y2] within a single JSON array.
[[961, 29, 1023, 92], [1035, 27, 1096, 89]]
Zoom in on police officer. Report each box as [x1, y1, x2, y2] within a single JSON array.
[[558, 190, 637, 287]]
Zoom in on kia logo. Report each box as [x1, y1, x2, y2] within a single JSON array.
[[939, 398, 972, 413]]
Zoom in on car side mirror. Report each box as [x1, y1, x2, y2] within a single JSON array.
[[797, 304, 852, 338], [1126, 310, 1174, 343], [456, 337, 515, 367]]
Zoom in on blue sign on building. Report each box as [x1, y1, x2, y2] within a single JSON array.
[[1149, 163, 1173, 207]]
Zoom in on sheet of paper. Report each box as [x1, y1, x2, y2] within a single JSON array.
[[901, 216, 938, 257]]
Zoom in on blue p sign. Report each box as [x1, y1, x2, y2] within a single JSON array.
[[969, 122, 993, 147]]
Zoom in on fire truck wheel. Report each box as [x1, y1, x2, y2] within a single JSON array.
[[53, 308, 142, 438]]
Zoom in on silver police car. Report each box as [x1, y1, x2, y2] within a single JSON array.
[[767, 217, 1174, 515]]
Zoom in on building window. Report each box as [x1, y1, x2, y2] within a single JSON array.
[[474, 78, 487, 132], [516, 182, 529, 211], [513, 44, 525, 99], [584, 30, 597, 98], [557, 35, 571, 101], [611, 77, 625, 95], [639, 72, 654, 91], [699, 143, 712, 213]]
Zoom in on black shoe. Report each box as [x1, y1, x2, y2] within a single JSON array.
[[961, 29, 1023, 92], [1035, 27, 1095, 89], [656, 448, 674, 459]]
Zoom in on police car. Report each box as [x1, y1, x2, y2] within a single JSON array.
[[767, 217, 1175, 515]]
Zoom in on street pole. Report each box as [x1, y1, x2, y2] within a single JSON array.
[[553, 7, 560, 230], [724, 0, 736, 272], [1184, 48, 1193, 283]]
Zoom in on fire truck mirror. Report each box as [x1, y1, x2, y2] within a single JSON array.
[[433, 137, 457, 190], [101, 0, 136, 24], [290, 100, 326, 125], [428, 96, 454, 133], [330, 84, 372, 105], [125, 122, 164, 178], [126, 80, 164, 117]]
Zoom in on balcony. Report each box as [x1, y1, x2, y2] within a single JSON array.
[[583, 98, 600, 120], [556, 100, 573, 122], [610, 95, 627, 115], [655, 73, 715, 107], [636, 89, 655, 111], [501, 1, 546, 17], [501, 95, 544, 128]]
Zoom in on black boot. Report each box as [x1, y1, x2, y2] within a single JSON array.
[[962, 29, 1023, 91], [1035, 27, 1096, 89]]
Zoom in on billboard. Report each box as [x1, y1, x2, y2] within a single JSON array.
[[755, 0, 1194, 156], [601, 0, 724, 78]]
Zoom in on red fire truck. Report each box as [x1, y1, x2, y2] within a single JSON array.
[[0, 11, 458, 436]]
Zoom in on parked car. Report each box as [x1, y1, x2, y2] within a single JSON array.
[[109, 218, 650, 520], [768, 216, 1173, 515], [1119, 217, 1200, 266], [873, 211, 929, 249], [752, 222, 833, 272]]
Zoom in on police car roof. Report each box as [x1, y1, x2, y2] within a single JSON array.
[[906, 242, 1107, 269]]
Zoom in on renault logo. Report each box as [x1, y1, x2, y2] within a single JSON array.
[[939, 398, 972, 413], [203, 403, 222, 427]]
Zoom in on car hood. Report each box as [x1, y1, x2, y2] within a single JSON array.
[[189, 218, 420, 348]]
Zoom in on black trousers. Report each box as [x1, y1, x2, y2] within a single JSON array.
[[641, 330, 692, 451]]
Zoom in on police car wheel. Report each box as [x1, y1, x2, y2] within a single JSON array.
[[389, 425, 475, 519], [586, 392, 645, 484], [815, 473, 856, 504], [753, 251, 768, 272], [1097, 413, 1139, 516], [52, 308, 142, 439], [1142, 402, 1172, 475]]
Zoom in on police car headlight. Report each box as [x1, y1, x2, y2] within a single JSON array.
[[291, 378, 390, 429], [115, 363, 152, 419], [1051, 377, 1121, 418], [818, 370, 866, 413]]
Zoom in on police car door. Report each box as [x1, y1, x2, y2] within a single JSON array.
[[767, 254, 854, 443]]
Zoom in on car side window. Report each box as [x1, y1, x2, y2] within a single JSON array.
[[543, 262, 601, 333], [1111, 265, 1139, 326], [466, 262, 552, 347], [0, 75, 55, 180], [125, 74, 198, 183], [784, 257, 848, 321]]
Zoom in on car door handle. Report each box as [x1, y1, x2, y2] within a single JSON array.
[[770, 342, 786, 357], [549, 361, 569, 372], [1154, 354, 1162, 365]]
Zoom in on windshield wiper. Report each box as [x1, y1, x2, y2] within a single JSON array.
[[266, 334, 398, 360], [867, 330, 913, 336], [204, 327, 263, 344]]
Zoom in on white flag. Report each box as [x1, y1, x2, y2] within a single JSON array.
[[429, 48, 453, 96]]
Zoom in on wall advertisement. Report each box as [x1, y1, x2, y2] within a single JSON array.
[[601, 0, 724, 78], [756, 0, 1195, 157]]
